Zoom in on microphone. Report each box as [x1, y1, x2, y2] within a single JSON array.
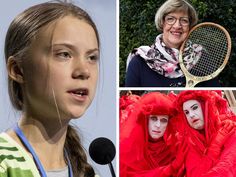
[[89, 137, 116, 177]]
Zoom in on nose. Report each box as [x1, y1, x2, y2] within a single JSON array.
[[173, 19, 181, 28], [155, 119, 161, 128], [189, 111, 195, 119], [72, 59, 90, 80]]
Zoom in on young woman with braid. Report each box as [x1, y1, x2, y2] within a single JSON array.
[[0, 1, 100, 177]]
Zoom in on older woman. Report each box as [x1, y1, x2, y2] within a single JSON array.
[[174, 90, 236, 176], [120, 92, 187, 177], [125, 0, 220, 87]]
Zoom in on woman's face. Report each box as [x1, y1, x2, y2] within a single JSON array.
[[162, 11, 190, 49], [23, 16, 99, 121], [148, 115, 168, 140], [183, 100, 204, 130]]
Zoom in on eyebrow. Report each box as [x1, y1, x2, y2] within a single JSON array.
[[52, 43, 99, 54], [190, 103, 198, 108], [160, 117, 168, 120], [183, 103, 197, 111], [166, 15, 189, 18]]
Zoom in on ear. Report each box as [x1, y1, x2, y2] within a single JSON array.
[[7, 56, 24, 84]]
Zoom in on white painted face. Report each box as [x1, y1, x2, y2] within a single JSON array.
[[148, 115, 169, 140], [183, 100, 204, 130]]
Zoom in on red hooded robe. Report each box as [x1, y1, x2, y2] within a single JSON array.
[[120, 92, 181, 177], [174, 90, 236, 177]]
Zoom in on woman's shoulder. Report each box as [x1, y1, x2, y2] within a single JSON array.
[[0, 131, 23, 149], [0, 132, 14, 146], [0, 132, 40, 177], [128, 54, 145, 67]]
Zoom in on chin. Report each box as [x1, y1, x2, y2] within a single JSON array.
[[65, 102, 91, 118], [194, 125, 204, 130], [63, 107, 87, 119], [70, 111, 86, 119], [169, 41, 182, 48]]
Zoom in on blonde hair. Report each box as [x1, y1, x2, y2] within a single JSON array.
[[155, 0, 198, 31], [4, 1, 99, 176]]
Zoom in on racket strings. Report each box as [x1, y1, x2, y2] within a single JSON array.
[[183, 25, 228, 77]]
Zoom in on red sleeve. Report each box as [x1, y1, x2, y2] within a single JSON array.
[[202, 133, 236, 177], [186, 133, 236, 177]]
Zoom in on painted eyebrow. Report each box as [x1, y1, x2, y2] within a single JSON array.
[[183, 103, 198, 112], [52, 43, 99, 54], [190, 103, 198, 109]]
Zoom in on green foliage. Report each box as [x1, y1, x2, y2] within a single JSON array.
[[120, 0, 236, 87]]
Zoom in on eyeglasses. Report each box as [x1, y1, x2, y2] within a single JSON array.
[[164, 15, 190, 26]]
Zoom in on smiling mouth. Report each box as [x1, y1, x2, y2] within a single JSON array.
[[170, 31, 182, 36]]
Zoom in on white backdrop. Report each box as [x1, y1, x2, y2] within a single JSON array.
[[0, 0, 116, 176]]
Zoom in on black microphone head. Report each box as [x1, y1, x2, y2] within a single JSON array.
[[89, 137, 116, 165]]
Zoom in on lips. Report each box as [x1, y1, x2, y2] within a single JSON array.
[[153, 130, 161, 134], [170, 31, 182, 37], [192, 119, 199, 124], [67, 88, 89, 102]]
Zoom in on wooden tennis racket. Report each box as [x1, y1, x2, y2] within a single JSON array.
[[179, 22, 231, 87]]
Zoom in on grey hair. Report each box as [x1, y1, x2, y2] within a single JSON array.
[[155, 0, 198, 31]]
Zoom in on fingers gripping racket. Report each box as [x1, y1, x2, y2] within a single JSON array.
[[179, 22, 231, 87]]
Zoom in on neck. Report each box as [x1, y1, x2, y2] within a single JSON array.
[[198, 129, 205, 136], [17, 114, 69, 170]]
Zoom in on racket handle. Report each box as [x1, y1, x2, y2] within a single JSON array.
[[185, 79, 198, 87]]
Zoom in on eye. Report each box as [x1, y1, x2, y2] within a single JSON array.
[[88, 54, 99, 62], [165, 16, 175, 23], [56, 51, 72, 59], [149, 116, 157, 121], [184, 110, 189, 115], [180, 18, 189, 25], [192, 105, 198, 110], [160, 118, 168, 123]]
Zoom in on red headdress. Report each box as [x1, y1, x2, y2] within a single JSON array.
[[120, 92, 176, 176], [119, 94, 141, 125]]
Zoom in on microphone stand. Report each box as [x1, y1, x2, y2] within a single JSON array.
[[108, 162, 116, 177]]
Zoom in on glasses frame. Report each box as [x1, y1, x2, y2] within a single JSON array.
[[164, 15, 190, 26]]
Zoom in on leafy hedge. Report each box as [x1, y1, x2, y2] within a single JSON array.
[[120, 0, 236, 87]]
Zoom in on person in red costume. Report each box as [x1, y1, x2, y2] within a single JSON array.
[[120, 92, 187, 177], [174, 90, 236, 177]]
